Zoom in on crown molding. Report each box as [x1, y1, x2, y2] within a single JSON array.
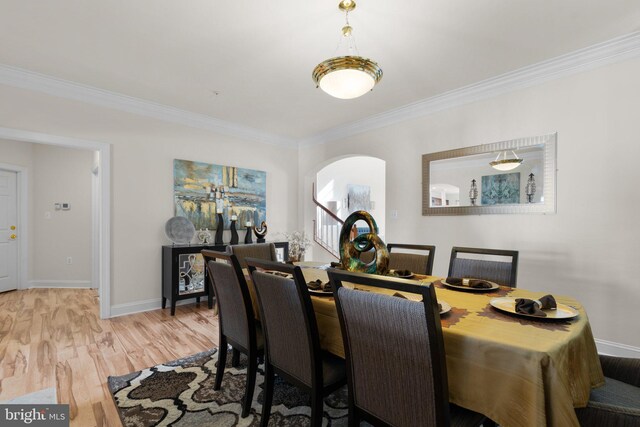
[[301, 31, 640, 147], [1, 32, 639, 149], [0, 65, 298, 149]]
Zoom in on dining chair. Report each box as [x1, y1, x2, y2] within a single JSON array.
[[448, 246, 519, 287], [229, 242, 278, 268], [246, 258, 347, 427], [359, 243, 436, 275], [575, 355, 640, 426], [201, 250, 264, 418], [327, 268, 486, 427]]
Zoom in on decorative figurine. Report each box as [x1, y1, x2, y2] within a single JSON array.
[[339, 210, 389, 275], [244, 221, 253, 244], [230, 215, 239, 244], [197, 228, 212, 244], [253, 221, 268, 243], [215, 210, 224, 245]]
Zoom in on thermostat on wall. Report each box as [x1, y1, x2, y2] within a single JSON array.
[[61, 203, 70, 210]]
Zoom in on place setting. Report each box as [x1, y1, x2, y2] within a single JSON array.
[[490, 294, 579, 320], [440, 276, 500, 292]]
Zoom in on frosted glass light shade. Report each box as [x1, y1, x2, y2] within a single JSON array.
[[319, 69, 375, 99], [313, 56, 382, 100], [490, 159, 523, 171]]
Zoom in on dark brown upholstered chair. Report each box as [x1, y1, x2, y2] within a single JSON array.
[[230, 243, 277, 268], [246, 258, 347, 427], [448, 246, 519, 287], [202, 250, 263, 418], [388, 243, 436, 275], [327, 269, 486, 427], [575, 355, 640, 426], [359, 243, 436, 275]]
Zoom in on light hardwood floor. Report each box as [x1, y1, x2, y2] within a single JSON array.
[[0, 288, 219, 426]]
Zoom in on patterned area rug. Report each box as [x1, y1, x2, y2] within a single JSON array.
[[107, 348, 348, 426]]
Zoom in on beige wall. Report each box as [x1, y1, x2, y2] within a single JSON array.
[[300, 57, 640, 348], [32, 144, 93, 284], [0, 85, 300, 308]]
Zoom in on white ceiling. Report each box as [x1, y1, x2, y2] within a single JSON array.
[[1, 0, 639, 140]]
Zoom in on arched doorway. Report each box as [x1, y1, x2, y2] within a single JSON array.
[[312, 156, 386, 260]]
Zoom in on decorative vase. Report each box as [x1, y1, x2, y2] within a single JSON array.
[[215, 213, 224, 245], [230, 217, 239, 244]]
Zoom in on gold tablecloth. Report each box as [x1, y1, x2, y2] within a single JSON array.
[[247, 265, 604, 427], [303, 266, 603, 427]]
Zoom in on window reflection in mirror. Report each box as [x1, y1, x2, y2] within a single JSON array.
[[429, 144, 544, 208]]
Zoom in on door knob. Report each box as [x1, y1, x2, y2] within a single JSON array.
[[10, 225, 16, 230], [10, 234, 17, 240]]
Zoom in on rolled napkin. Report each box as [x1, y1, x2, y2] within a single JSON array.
[[445, 277, 493, 289], [307, 279, 332, 292], [515, 294, 557, 317]]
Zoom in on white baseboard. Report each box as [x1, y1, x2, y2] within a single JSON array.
[[28, 280, 92, 289], [595, 339, 640, 358], [110, 297, 209, 318]]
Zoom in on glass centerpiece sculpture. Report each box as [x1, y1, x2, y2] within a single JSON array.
[[339, 210, 389, 275]]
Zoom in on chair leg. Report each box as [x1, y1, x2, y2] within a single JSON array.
[[214, 336, 227, 390], [260, 362, 275, 427], [310, 389, 324, 427], [232, 348, 241, 367], [242, 352, 258, 418], [347, 400, 358, 427]]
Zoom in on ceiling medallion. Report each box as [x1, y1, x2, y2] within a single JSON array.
[[312, 0, 382, 100]]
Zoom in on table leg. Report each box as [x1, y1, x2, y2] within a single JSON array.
[[162, 297, 167, 309], [171, 300, 176, 316]]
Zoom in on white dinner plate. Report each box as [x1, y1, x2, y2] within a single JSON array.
[[442, 279, 499, 292], [308, 288, 333, 297], [489, 297, 579, 320], [439, 301, 451, 315]]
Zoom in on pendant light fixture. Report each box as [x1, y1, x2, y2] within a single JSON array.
[[490, 150, 523, 171], [312, 0, 382, 99]]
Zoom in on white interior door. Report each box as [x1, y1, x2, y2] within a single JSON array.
[[0, 170, 18, 292]]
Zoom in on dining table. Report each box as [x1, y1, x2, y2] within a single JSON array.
[[244, 262, 604, 427]]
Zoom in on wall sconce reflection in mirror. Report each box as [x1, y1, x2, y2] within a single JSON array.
[[469, 179, 478, 206], [526, 173, 537, 203], [422, 133, 556, 215]]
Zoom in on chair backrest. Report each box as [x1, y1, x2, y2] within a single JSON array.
[[246, 258, 322, 388], [388, 243, 436, 275], [358, 244, 436, 275], [230, 243, 277, 268], [327, 269, 450, 427], [202, 250, 256, 351], [448, 246, 519, 287]]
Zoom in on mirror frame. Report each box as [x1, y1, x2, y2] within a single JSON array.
[[422, 133, 557, 215]]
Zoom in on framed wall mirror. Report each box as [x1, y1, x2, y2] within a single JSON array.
[[422, 133, 557, 215]]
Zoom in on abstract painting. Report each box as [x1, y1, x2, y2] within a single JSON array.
[[174, 159, 266, 230], [347, 184, 371, 212], [481, 172, 520, 205]]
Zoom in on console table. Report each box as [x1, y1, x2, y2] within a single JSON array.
[[161, 242, 289, 315]]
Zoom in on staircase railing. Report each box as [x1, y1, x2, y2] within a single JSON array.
[[312, 183, 343, 259]]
